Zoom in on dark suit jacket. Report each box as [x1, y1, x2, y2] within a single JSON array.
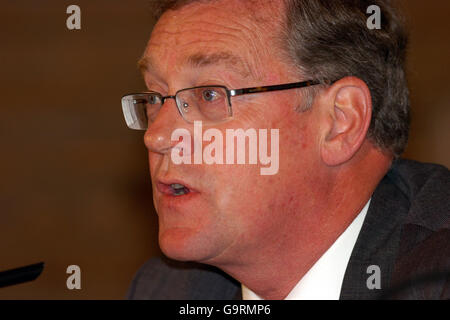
[[127, 159, 450, 300]]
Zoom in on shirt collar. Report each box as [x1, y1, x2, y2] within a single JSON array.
[[242, 199, 371, 300]]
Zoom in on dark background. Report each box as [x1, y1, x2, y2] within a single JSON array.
[[0, 1, 449, 299]]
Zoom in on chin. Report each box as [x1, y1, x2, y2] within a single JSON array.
[[158, 226, 217, 262]]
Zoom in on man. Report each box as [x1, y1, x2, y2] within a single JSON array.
[[123, 0, 449, 299]]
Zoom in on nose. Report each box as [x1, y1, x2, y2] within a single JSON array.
[[143, 97, 186, 154]]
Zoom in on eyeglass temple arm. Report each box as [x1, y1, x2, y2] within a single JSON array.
[[133, 96, 176, 104], [229, 80, 334, 97]]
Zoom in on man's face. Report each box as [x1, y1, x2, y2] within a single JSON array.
[[141, 1, 323, 267]]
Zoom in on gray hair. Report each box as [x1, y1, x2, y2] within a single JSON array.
[[149, 0, 411, 157]]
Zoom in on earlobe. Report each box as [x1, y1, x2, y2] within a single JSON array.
[[320, 77, 372, 166]]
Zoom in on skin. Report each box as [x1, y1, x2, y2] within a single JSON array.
[[140, 0, 393, 299]]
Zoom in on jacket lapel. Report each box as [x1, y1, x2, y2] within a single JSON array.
[[340, 170, 410, 299]]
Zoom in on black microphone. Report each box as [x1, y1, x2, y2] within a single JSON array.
[[0, 262, 44, 288]]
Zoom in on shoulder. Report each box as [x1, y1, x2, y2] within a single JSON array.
[[126, 256, 240, 300], [385, 159, 450, 298], [387, 158, 449, 231]]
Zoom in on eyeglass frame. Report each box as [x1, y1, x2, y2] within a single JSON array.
[[121, 79, 333, 128]]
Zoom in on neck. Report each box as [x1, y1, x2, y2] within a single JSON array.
[[206, 145, 392, 300]]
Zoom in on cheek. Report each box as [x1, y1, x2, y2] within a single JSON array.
[[213, 171, 303, 249], [207, 165, 264, 229], [211, 166, 283, 229], [274, 104, 317, 163]]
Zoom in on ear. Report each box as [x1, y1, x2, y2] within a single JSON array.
[[319, 77, 372, 166]]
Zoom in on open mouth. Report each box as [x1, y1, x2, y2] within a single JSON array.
[[170, 183, 190, 196], [157, 181, 192, 197]]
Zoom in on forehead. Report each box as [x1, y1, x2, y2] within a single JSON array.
[[141, 1, 285, 81]]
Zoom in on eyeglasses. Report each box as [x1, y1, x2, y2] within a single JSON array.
[[121, 80, 326, 130]]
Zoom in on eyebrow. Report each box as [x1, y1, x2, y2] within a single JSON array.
[[138, 51, 252, 79], [137, 56, 155, 75], [186, 52, 251, 77]]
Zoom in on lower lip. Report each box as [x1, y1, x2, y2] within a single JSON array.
[[158, 190, 200, 208]]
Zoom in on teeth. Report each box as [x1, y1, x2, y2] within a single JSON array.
[[174, 189, 187, 196], [170, 183, 189, 196]]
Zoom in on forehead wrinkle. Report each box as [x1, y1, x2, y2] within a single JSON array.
[[185, 51, 252, 79], [139, 44, 256, 80], [171, 20, 274, 82], [141, 3, 280, 83]]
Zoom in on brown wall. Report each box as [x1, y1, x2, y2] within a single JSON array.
[[0, 1, 448, 299]]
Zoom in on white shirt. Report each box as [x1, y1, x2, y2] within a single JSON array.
[[242, 199, 371, 300]]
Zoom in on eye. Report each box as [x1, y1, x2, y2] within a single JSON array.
[[147, 94, 160, 105], [202, 89, 219, 102]]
